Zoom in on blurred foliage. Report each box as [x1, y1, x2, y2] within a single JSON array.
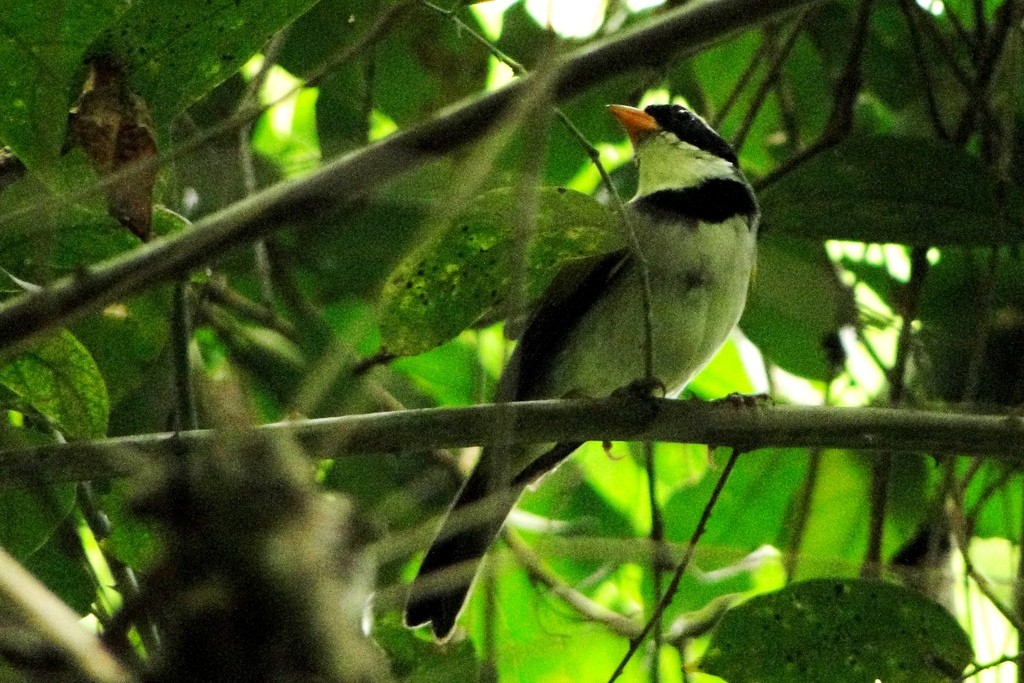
[[0, 0, 1022, 680]]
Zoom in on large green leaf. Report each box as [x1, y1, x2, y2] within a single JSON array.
[[741, 233, 857, 381], [783, 449, 873, 580], [0, 485, 75, 560], [90, 0, 319, 127], [0, 329, 109, 439], [761, 136, 1024, 245], [701, 579, 973, 682], [379, 186, 622, 357], [0, 485, 79, 619]]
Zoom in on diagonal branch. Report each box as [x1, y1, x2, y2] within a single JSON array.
[[0, 0, 824, 353]]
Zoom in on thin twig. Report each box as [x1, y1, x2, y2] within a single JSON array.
[[961, 654, 1019, 680], [237, 31, 287, 307], [904, 0, 973, 89], [170, 282, 198, 431], [711, 32, 769, 128], [644, 441, 665, 675], [941, 1, 976, 51], [863, 246, 930, 578], [897, 0, 952, 140], [758, 0, 873, 190], [201, 277, 297, 340], [961, 247, 999, 402], [1016, 486, 1024, 681], [773, 75, 802, 151], [0, 546, 136, 683], [784, 377, 836, 579], [607, 448, 743, 683], [949, 498, 1024, 632], [970, 0, 987, 37], [732, 12, 810, 152], [953, 0, 1023, 144], [505, 530, 643, 639]]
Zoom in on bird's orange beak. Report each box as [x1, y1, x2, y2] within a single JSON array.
[[608, 104, 660, 146]]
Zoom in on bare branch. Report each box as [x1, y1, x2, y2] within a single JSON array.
[[3, 398, 1024, 484], [0, 547, 136, 683]]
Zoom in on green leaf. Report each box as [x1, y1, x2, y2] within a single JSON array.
[[0, 485, 75, 559], [98, 479, 159, 570], [0, 330, 109, 439], [379, 187, 622, 357], [0, 189, 188, 272], [373, 4, 489, 127], [24, 527, 95, 613], [373, 615, 480, 682], [465, 546, 646, 682], [90, 0, 320, 127], [275, 200, 430, 304], [687, 337, 755, 398], [783, 450, 874, 580], [961, 460, 1022, 542], [761, 135, 1024, 245], [391, 336, 491, 407], [741, 233, 857, 381], [665, 448, 808, 553], [701, 579, 973, 682]]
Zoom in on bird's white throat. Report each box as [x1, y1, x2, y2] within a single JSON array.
[[634, 133, 739, 197]]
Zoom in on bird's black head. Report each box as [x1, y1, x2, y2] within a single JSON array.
[[644, 104, 738, 166]]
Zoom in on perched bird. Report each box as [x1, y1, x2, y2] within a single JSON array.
[[405, 103, 760, 640]]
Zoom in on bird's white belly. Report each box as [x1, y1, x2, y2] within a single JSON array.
[[541, 216, 755, 398]]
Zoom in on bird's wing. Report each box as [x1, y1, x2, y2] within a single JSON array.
[[496, 248, 630, 402]]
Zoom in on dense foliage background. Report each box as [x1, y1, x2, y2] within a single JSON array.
[[1, 0, 1023, 680]]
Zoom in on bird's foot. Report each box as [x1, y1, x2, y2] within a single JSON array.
[[713, 392, 773, 409], [613, 377, 668, 400]]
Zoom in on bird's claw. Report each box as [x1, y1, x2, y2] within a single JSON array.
[[613, 377, 668, 399], [713, 392, 773, 408]]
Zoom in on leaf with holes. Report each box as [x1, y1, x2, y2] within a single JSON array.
[[700, 578, 972, 682], [380, 187, 622, 357]]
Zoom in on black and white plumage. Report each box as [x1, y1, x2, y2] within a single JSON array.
[[405, 103, 760, 640]]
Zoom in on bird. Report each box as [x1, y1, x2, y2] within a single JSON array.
[[404, 102, 760, 640]]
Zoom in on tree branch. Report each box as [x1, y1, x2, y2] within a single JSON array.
[[0, 546, 136, 683], [0, 0, 823, 353], [3, 399, 1024, 484]]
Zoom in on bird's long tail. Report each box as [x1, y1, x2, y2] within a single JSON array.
[[404, 447, 525, 640]]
